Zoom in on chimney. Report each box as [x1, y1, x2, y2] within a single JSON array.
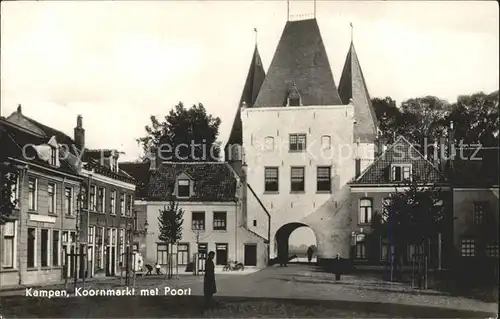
[[355, 158, 361, 179], [74, 115, 85, 151], [17, 104, 22, 114], [375, 136, 385, 158]]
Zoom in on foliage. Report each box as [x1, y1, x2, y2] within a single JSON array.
[[373, 92, 498, 164], [158, 199, 184, 244], [137, 102, 222, 162], [0, 165, 18, 225], [373, 171, 446, 266]]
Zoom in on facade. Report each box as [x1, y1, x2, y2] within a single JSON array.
[[0, 108, 82, 286], [0, 107, 137, 287], [121, 161, 268, 270], [225, 18, 379, 262], [449, 146, 499, 279], [71, 116, 137, 278], [348, 136, 453, 269]]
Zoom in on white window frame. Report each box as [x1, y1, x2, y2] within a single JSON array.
[[28, 177, 38, 211], [90, 185, 97, 211], [65, 187, 73, 216], [359, 198, 373, 224], [110, 190, 116, 215], [391, 164, 412, 182], [120, 193, 125, 216], [461, 239, 476, 257], [48, 182, 56, 215], [2, 221, 17, 269]]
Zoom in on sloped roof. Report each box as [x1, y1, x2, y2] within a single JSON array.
[[0, 119, 81, 178], [120, 162, 151, 198], [338, 42, 378, 143], [225, 45, 266, 150], [350, 136, 445, 185], [253, 18, 343, 107], [148, 162, 237, 202]]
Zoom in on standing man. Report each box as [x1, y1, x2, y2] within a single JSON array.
[[334, 254, 342, 281], [307, 246, 314, 264], [203, 251, 217, 309]]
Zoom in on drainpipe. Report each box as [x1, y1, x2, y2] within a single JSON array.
[[17, 164, 28, 285], [61, 177, 66, 281]]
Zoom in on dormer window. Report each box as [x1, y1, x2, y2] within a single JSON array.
[[391, 164, 412, 182], [287, 82, 302, 107], [177, 180, 191, 198]]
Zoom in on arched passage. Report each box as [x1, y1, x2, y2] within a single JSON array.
[[275, 222, 317, 263]]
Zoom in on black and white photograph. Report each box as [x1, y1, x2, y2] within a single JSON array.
[[0, 0, 498, 318]]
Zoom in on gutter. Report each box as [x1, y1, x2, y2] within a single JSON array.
[[9, 157, 83, 181]]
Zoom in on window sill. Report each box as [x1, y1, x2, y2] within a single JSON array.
[[290, 191, 305, 194], [316, 191, 332, 194], [65, 215, 76, 219], [48, 213, 58, 217], [192, 229, 206, 232], [40, 266, 52, 270], [28, 211, 38, 214], [0, 268, 18, 273], [288, 150, 306, 153], [263, 191, 279, 195], [358, 223, 372, 226], [213, 229, 227, 232], [26, 267, 38, 272]]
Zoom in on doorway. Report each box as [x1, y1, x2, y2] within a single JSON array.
[[244, 244, 257, 266]]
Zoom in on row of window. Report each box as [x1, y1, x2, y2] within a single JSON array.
[[156, 242, 230, 266], [191, 212, 227, 231], [11, 177, 77, 215], [1, 222, 78, 269], [264, 166, 332, 192], [1, 222, 133, 270], [86, 185, 133, 216], [261, 134, 331, 152], [460, 239, 499, 257]]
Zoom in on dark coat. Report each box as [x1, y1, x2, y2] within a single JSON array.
[[204, 258, 217, 296]]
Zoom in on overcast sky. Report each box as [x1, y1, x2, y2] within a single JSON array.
[[1, 1, 498, 162]]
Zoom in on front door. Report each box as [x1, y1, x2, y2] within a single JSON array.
[[244, 244, 257, 266], [215, 243, 228, 265], [105, 247, 111, 276], [111, 247, 116, 276]]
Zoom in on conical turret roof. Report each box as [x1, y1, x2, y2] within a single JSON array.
[[338, 42, 378, 143], [225, 45, 266, 150]]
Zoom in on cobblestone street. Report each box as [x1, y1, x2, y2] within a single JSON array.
[[1, 264, 497, 317]]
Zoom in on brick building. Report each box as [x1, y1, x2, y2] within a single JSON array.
[[72, 117, 137, 278], [0, 108, 82, 286], [348, 136, 453, 269]]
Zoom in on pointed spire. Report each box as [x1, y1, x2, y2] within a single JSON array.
[[350, 22, 353, 43], [338, 39, 379, 143], [225, 42, 266, 158]]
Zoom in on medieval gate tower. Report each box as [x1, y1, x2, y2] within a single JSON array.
[[225, 15, 379, 264]]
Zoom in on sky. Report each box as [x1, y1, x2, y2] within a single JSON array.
[[1, 1, 499, 163]]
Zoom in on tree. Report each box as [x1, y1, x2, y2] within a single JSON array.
[[158, 199, 184, 278], [373, 171, 446, 281], [0, 164, 18, 225], [372, 97, 403, 144], [445, 91, 499, 146], [137, 102, 222, 162]]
